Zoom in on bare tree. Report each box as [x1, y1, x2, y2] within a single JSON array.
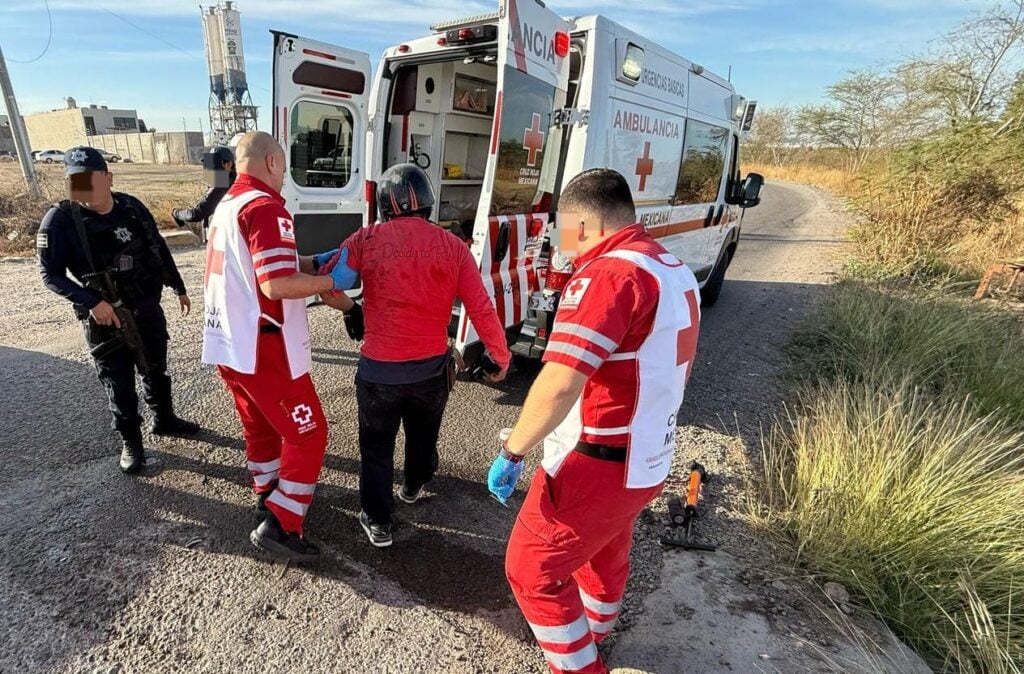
[[796, 70, 902, 172], [745, 106, 795, 167], [899, 0, 1024, 125]]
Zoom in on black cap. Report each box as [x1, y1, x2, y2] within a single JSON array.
[[64, 146, 108, 175], [212, 145, 234, 164]]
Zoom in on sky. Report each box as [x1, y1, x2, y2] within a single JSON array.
[[0, 0, 989, 135]]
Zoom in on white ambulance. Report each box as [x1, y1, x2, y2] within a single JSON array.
[[270, 0, 764, 364]]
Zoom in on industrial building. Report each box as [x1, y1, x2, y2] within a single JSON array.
[[4, 98, 205, 165], [23, 97, 144, 153]]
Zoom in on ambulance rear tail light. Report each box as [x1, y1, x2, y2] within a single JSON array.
[[545, 269, 573, 293], [554, 32, 570, 58], [528, 218, 545, 238], [445, 24, 497, 45]]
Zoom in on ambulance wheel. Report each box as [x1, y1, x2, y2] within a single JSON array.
[[700, 247, 733, 308]]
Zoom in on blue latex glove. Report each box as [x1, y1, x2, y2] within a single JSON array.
[[488, 454, 525, 505], [327, 248, 358, 291], [313, 247, 339, 272]]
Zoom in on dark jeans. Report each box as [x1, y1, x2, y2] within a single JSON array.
[[356, 372, 450, 525], [84, 299, 173, 444]]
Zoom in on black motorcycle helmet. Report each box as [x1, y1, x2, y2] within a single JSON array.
[[377, 163, 435, 221]]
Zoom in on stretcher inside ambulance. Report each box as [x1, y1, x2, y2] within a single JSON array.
[[270, 0, 762, 368]]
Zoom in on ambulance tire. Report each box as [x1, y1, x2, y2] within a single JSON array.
[[700, 246, 734, 308]]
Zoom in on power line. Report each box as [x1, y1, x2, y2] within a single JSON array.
[[100, 4, 205, 63], [7, 0, 53, 64]]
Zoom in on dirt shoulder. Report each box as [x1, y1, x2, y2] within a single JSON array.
[[609, 182, 931, 673]]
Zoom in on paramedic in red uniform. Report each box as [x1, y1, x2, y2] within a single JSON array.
[[325, 163, 512, 548], [487, 169, 702, 674], [202, 131, 358, 562]]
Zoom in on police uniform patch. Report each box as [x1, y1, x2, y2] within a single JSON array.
[[113, 227, 133, 243], [36, 231, 48, 249], [278, 216, 295, 241]]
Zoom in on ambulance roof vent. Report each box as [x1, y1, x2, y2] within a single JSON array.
[[430, 12, 500, 33]]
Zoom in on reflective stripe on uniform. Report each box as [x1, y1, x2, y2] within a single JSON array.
[[544, 341, 603, 369], [582, 425, 629, 437], [251, 247, 295, 263], [587, 616, 618, 635], [542, 643, 599, 672], [551, 322, 618, 353], [605, 351, 638, 361], [256, 260, 297, 275], [278, 478, 316, 496], [267, 490, 309, 517], [527, 616, 590, 645], [579, 590, 622, 615], [253, 471, 279, 488], [247, 458, 281, 473]]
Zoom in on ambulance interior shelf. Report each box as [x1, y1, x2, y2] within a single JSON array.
[[385, 59, 497, 241]]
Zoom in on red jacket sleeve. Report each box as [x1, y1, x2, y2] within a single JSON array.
[[542, 260, 652, 377], [456, 245, 512, 368], [241, 199, 298, 284]]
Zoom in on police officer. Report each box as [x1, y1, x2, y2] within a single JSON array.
[[172, 145, 236, 241], [38, 146, 200, 474]]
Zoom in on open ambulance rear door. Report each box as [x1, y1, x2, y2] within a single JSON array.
[[453, 0, 573, 362], [271, 31, 371, 255]]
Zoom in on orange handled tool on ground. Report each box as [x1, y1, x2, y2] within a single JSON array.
[[660, 461, 717, 552]]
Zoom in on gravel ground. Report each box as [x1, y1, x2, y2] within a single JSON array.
[[0, 182, 924, 673]]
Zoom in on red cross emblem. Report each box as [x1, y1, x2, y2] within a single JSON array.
[[523, 113, 545, 167], [676, 289, 700, 372], [567, 279, 587, 295], [635, 141, 654, 192], [278, 216, 295, 241], [204, 226, 224, 288]]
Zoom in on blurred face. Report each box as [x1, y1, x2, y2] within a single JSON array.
[[68, 170, 114, 209], [553, 208, 608, 260], [265, 149, 286, 193]]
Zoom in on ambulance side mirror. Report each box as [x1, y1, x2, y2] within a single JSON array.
[[738, 173, 764, 209], [494, 222, 511, 262]]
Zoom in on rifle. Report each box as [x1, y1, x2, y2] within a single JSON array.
[[68, 202, 150, 374]]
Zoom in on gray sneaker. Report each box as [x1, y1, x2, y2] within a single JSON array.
[[397, 483, 423, 504], [359, 511, 393, 548]]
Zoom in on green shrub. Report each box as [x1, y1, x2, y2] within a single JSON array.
[[785, 282, 1024, 427], [761, 379, 1024, 671]]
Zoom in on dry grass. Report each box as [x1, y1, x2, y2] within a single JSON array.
[[744, 161, 1024, 282], [758, 282, 1024, 671], [744, 161, 859, 198], [0, 163, 204, 256]]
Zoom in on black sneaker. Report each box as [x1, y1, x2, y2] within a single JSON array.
[[151, 416, 201, 437], [250, 512, 320, 562], [359, 511, 393, 548], [397, 483, 423, 504], [119, 441, 144, 474]]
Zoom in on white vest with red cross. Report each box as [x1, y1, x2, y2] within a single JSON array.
[[543, 249, 701, 489], [201, 189, 312, 379]]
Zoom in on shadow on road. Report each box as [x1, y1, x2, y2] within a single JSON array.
[[0, 255, 836, 672]]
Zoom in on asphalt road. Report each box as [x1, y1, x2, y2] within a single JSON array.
[[0, 182, 841, 674]]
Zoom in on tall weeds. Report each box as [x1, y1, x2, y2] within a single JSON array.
[[761, 283, 1024, 671]]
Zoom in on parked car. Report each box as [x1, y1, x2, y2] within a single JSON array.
[[95, 149, 121, 163], [0, 151, 15, 162], [35, 149, 65, 163]]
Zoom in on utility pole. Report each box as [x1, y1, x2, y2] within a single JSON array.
[[0, 43, 40, 197]]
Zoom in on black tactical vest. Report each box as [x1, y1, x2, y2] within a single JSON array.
[[59, 194, 165, 302]]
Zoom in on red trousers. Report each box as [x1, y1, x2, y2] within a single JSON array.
[[506, 452, 663, 674], [218, 332, 328, 535]]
